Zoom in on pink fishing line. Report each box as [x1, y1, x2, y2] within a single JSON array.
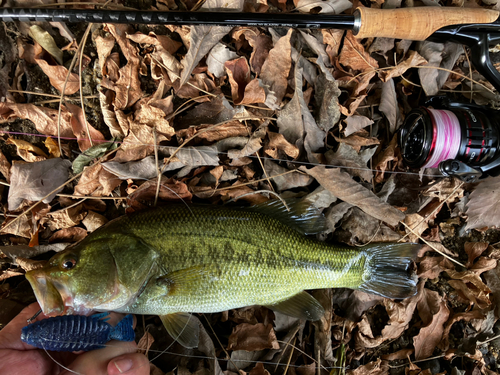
[[423, 109, 461, 168]]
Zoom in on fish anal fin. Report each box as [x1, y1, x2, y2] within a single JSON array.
[[267, 291, 325, 321], [159, 312, 200, 349]]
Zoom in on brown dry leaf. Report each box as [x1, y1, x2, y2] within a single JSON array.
[[44, 205, 87, 231], [264, 131, 299, 159], [378, 50, 428, 82], [346, 358, 389, 375], [8, 158, 72, 211], [65, 103, 106, 152], [45, 137, 61, 158], [465, 242, 490, 267], [49, 227, 87, 243], [418, 256, 454, 279], [339, 31, 379, 72], [447, 270, 492, 309], [137, 331, 155, 355], [0, 270, 25, 281], [440, 309, 485, 351], [225, 57, 251, 104], [322, 29, 344, 63], [227, 323, 279, 351], [103, 25, 144, 109], [0, 213, 32, 238], [334, 132, 380, 152], [232, 28, 272, 76], [312, 289, 334, 362], [189, 121, 249, 143], [344, 115, 374, 137], [259, 28, 293, 109], [465, 175, 500, 230], [180, 25, 233, 87], [379, 78, 401, 134], [301, 166, 404, 226], [374, 134, 398, 184], [413, 291, 450, 360], [95, 35, 116, 75], [126, 178, 192, 212], [219, 184, 268, 205], [0, 149, 11, 182], [82, 211, 108, 233], [15, 257, 47, 272], [239, 78, 267, 105], [264, 159, 313, 192], [29, 25, 63, 64], [404, 213, 429, 243], [6, 138, 48, 162], [34, 57, 80, 95], [207, 43, 238, 78], [469, 257, 497, 274], [325, 143, 376, 182], [127, 32, 182, 55], [74, 164, 121, 197], [0, 103, 73, 137]]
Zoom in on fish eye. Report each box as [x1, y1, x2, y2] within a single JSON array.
[[61, 258, 77, 270]]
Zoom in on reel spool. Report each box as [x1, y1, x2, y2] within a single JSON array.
[[398, 101, 500, 182]]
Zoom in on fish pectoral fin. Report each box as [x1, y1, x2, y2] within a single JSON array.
[[266, 291, 325, 321], [159, 313, 200, 349], [157, 265, 216, 295]]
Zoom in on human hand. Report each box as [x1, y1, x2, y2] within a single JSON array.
[[0, 302, 150, 375]]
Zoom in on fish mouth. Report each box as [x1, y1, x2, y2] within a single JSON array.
[[25, 271, 71, 316]]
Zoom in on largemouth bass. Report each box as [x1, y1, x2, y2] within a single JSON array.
[[26, 200, 419, 348]]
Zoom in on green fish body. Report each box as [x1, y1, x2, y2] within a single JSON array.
[[26, 201, 419, 348]]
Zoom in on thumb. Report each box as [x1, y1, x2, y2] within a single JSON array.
[[108, 353, 150, 375]]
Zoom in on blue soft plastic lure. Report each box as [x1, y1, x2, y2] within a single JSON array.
[[21, 313, 135, 351]]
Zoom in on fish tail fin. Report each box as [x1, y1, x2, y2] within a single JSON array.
[[358, 243, 420, 299], [109, 314, 135, 342]]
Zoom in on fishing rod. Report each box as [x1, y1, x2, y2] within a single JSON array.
[[2, 6, 500, 91]]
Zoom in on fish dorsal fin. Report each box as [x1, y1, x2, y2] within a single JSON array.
[[251, 198, 327, 235], [159, 313, 200, 349], [266, 291, 325, 321]]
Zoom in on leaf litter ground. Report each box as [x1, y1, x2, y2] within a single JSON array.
[[2, 1, 500, 374]]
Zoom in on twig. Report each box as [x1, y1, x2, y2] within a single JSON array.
[[78, 25, 94, 148]]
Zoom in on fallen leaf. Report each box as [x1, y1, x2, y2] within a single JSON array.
[[0, 149, 11, 182], [225, 57, 251, 104], [103, 156, 158, 180], [126, 178, 192, 212], [344, 115, 374, 137], [301, 166, 404, 226], [29, 25, 63, 64], [418, 255, 454, 279], [346, 358, 389, 375], [264, 159, 313, 191], [207, 43, 238, 78], [314, 73, 341, 133], [49, 227, 87, 243], [339, 31, 379, 72], [45, 137, 61, 158], [413, 291, 450, 360], [378, 50, 428, 82], [404, 213, 429, 243], [465, 242, 490, 267], [325, 143, 376, 182], [227, 323, 280, 351], [238, 78, 267, 105], [44, 205, 87, 231], [72, 140, 118, 174], [65, 103, 106, 152], [180, 25, 233, 87], [293, 0, 353, 14], [417, 41, 463, 96], [8, 158, 71, 211], [0, 103, 73, 138], [379, 78, 400, 134], [82, 211, 108, 233], [34, 56, 80, 95], [6, 138, 48, 161], [259, 29, 293, 109], [465, 175, 500, 230], [264, 131, 300, 159]]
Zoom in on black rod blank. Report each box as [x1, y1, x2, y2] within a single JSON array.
[[0, 7, 356, 29]]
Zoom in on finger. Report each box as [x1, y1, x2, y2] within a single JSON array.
[[0, 302, 47, 350], [68, 340, 138, 375], [107, 353, 150, 375]]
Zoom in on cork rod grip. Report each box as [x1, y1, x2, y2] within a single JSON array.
[[354, 7, 500, 40]]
